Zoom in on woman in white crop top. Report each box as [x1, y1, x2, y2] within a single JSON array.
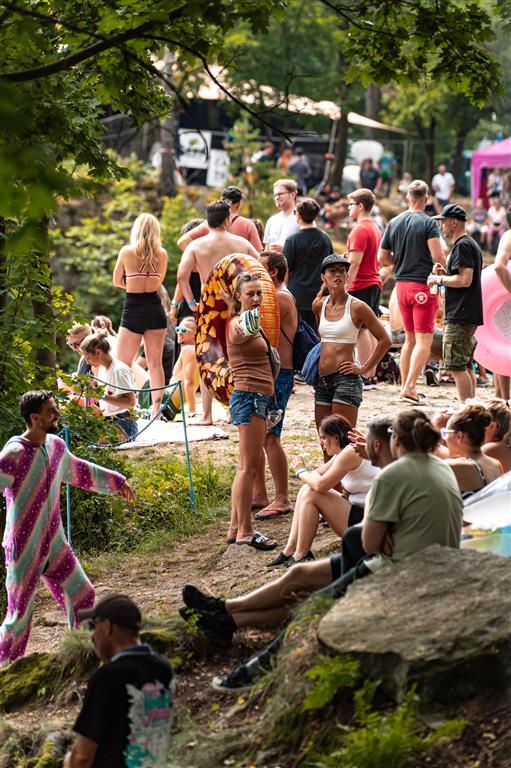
[[267, 414, 380, 567], [312, 253, 390, 428]]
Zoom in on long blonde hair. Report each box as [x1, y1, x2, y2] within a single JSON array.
[[130, 213, 161, 272]]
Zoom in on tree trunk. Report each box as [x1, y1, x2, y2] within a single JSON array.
[[364, 84, 381, 139], [425, 117, 436, 184], [452, 134, 465, 187], [31, 218, 57, 376], [329, 110, 350, 189], [159, 49, 177, 199]]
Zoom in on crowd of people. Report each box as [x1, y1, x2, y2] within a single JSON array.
[[0, 169, 510, 765]]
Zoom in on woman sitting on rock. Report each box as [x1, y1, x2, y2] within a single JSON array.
[[268, 414, 380, 568]]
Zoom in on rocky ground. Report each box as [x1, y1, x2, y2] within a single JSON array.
[[5, 379, 510, 767]]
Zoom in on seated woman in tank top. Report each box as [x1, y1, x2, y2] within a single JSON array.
[[113, 213, 168, 417], [267, 415, 380, 568], [438, 404, 502, 496], [312, 254, 390, 429]]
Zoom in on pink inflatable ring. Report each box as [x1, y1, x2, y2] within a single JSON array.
[[475, 263, 511, 376]]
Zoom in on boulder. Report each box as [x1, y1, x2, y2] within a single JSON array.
[[317, 545, 511, 703]]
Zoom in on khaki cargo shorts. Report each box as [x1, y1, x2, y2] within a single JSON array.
[[442, 323, 478, 371]]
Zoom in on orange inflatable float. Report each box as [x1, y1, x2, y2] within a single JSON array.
[[196, 254, 280, 405]]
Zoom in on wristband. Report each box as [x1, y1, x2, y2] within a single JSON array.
[[188, 300, 197, 308], [171, 300, 181, 308], [295, 468, 307, 477]]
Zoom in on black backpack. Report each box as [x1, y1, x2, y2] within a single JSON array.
[[282, 318, 320, 371]]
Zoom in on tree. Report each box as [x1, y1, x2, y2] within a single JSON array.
[[0, 0, 286, 435]]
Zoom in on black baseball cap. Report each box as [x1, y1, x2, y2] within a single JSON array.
[[77, 593, 142, 631], [432, 203, 467, 221], [221, 186, 243, 203], [321, 253, 351, 273]]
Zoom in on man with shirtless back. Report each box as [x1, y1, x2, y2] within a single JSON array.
[[177, 200, 260, 424], [251, 251, 298, 520]]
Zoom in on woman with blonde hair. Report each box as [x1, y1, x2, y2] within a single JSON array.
[[113, 213, 168, 416]]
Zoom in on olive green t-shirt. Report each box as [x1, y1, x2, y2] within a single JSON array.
[[365, 453, 462, 572]]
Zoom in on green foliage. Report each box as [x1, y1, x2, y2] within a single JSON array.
[[159, 194, 201, 285], [303, 655, 360, 712], [313, 684, 465, 768], [57, 403, 233, 555]]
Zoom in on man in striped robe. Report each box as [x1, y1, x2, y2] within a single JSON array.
[[0, 390, 134, 664]]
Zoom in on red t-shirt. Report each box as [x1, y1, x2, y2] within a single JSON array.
[[347, 218, 383, 291], [187, 216, 263, 251]]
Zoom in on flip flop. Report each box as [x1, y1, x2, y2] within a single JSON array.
[[255, 507, 293, 521], [235, 532, 277, 551], [399, 394, 427, 405]]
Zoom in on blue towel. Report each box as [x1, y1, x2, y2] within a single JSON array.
[[301, 342, 320, 385]]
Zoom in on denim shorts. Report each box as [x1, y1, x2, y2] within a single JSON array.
[[270, 368, 294, 437], [112, 414, 138, 441], [229, 390, 272, 425], [314, 372, 363, 408]]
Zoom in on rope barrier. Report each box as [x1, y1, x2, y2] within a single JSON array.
[[88, 374, 178, 394], [58, 378, 197, 542]]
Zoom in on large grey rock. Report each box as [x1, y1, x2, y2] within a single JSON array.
[[318, 545, 511, 703]]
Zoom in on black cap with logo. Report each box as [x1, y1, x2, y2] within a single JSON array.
[[77, 593, 142, 631], [321, 253, 351, 273]]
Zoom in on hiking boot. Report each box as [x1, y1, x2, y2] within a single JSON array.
[[182, 585, 226, 615], [179, 607, 235, 649], [211, 664, 255, 693], [266, 551, 292, 569]]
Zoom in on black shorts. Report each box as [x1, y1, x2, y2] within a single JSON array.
[[120, 292, 167, 334], [349, 285, 381, 317]]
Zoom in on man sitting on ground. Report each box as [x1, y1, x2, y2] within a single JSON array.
[[180, 410, 463, 692]]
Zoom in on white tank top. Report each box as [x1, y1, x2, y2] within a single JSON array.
[[342, 459, 381, 507], [319, 295, 359, 344]]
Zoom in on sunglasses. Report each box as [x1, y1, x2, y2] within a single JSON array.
[[67, 339, 82, 351], [440, 428, 456, 440], [175, 326, 191, 333]]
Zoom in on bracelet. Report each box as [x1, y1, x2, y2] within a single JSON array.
[[187, 300, 197, 308], [295, 468, 307, 477], [170, 300, 180, 308]]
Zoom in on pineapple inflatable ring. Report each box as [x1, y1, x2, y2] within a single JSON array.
[[195, 254, 280, 406]]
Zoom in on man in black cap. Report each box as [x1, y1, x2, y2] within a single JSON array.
[[64, 594, 173, 768], [176, 185, 263, 251], [427, 203, 484, 402]]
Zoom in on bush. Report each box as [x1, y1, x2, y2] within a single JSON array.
[[58, 402, 233, 555]]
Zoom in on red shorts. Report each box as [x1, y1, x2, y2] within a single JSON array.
[[396, 281, 438, 334]]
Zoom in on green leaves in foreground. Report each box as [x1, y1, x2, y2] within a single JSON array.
[[313, 683, 465, 768], [303, 655, 360, 711]]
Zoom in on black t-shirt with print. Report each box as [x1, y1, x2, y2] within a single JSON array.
[[380, 211, 440, 283], [445, 234, 483, 325], [74, 646, 173, 768]]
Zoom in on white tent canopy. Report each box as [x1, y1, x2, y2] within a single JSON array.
[[188, 66, 407, 134]]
